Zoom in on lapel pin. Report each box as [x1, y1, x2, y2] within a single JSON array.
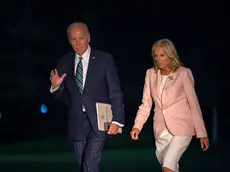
[[168, 75, 173, 80]]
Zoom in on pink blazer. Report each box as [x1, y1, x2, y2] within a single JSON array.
[[133, 66, 208, 139]]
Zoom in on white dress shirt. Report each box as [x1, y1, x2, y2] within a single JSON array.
[[74, 45, 91, 88], [50, 45, 123, 127]]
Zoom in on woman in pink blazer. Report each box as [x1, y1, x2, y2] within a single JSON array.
[[130, 39, 209, 172]]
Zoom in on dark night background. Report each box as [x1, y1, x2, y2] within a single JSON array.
[[0, 1, 226, 171]]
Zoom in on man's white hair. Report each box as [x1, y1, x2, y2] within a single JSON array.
[[67, 22, 89, 38]]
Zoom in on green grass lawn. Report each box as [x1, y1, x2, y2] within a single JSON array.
[[0, 123, 226, 172], [0, 133, 225, 172]]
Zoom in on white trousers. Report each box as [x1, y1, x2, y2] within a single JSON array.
[[155, 129, 192, 172]]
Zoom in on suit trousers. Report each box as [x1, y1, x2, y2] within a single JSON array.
[[73, 112, 106, 172]]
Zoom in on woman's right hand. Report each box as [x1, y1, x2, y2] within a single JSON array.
[[130, 128, 140, 140], [50, 69, 67, 89]]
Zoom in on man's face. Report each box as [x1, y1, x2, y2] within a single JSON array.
[[68, 26, 90, 56]]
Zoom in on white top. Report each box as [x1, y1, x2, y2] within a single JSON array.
[[160, 74, 169, 136], [160, 75, 168, 95]]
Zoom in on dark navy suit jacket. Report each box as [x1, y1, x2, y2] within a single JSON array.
[[52, 48, 125, 140]]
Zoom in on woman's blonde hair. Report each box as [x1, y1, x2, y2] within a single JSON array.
[[151, 38, 183, 73]]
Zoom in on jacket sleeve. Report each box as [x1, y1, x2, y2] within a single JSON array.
[[183, 68, 208, 138], [105, 55, 125, 125], [50, 55, 69, 106], [133, 69, 153, 132]]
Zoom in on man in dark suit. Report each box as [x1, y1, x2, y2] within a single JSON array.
[[49, 22, 125, 172]]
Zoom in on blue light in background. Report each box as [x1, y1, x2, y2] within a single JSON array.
[[40, 104, 48, 114]]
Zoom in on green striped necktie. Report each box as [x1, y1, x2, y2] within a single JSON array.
[[76, 56, 83, 93]]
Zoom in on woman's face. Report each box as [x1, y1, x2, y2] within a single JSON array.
[[154, 46, 171, 71]]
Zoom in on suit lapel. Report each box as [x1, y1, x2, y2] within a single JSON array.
[[83, 49, 96, 93], [161, 68, 181, 108], [65, 52, 82, 95], [71, 52, 76, 78], [164, 69, 180, 89], [155, 69, 162, 101], [71, 52, 82, 94], [154, 68, 180, 109]]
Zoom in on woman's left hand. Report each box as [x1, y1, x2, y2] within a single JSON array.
[[200, 137, 209, 151]]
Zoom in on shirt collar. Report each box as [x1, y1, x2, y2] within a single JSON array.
[[76, 45, 91, 60]]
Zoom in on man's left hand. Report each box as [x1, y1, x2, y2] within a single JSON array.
[[107, 123, 119, 135]]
